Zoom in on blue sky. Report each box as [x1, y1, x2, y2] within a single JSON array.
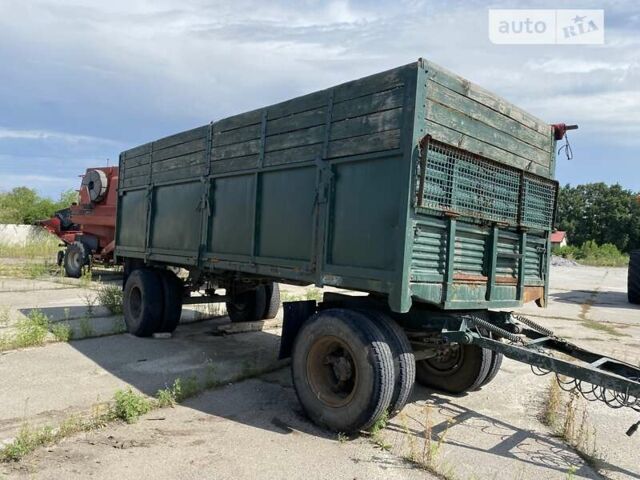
[[0, 0, 638, 199]]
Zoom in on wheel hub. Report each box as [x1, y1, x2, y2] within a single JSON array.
[[325, 353, 353, 384], [307, 336, 358, 408], [424, 344, 463, 374]]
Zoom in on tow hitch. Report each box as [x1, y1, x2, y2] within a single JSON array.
[[441, 313, 640, 435]]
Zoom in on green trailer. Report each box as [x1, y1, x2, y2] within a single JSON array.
[[116, 59, 640, 434]]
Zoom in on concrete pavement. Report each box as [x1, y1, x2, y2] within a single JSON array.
[[0, 264, 638, 479]]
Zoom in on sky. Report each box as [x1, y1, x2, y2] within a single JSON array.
[[0, 0, 638, 199]]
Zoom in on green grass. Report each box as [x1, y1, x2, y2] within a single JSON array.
[[155, 376, 202, 408], [110, 388, 154, 424], [540, 377, 606, 473], [281, 287, 323, 303], [580, 319, 630, 337], [0, 376, 214, 462], [0, 424, 55, 462], [97, 284, 123, 315], [51, 322, 72, 342], [0, 411, 108, 462], [0, 236, 60, 260], [0, 309, 75, 352], [398, 406, 455, 480], [0, 306, 9, 326], [553, 241, 629, 267], [79, 316, 94, 338], [0, 260, 61, 279], [12, 309, 50, 348], [0, 362, 280, 463]]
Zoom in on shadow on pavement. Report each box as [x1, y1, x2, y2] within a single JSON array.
[[64, 316, 335, 439], [393, 388, 640, 479], [550, 290, 639, 311]]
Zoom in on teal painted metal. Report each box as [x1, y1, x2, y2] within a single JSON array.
[[115, 58, 557, 313]]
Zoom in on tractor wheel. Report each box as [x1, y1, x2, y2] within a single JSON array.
[[63, 241, 88, 278], [362, 310, 415, 415], [157, 269, 184, 333], [415, 343, 492, 394], [123, 269, 163, 337], [291, 309, 394, 433], [56, 250, 64, 267], [629, 250, 640, 305], [226, 286, 267, 323], [263, 283, 281, 319]]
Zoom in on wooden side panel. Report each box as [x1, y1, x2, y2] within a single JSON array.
[[422, 61, 554, 178]]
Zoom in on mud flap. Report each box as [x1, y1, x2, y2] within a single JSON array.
[[278, 300, 316, 360]]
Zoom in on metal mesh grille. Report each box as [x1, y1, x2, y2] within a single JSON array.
[[521, 175, 556, 229], [419, 139, 556, 230]]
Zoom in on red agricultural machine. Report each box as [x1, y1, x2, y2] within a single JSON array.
[[38, 167, 117, 277]]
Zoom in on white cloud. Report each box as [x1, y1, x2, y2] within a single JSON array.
[[525, 58, 636, 74], [0, 127, 117, 145], [0, 0, 638, 196]]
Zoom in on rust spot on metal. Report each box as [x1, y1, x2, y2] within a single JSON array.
[[524, 286, 544, 304], [453, 274, 517, 285], [453, 273, 487, 283]]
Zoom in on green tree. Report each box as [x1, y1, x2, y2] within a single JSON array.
[[0, 187, 78, 225], [556, 183, 640, 253]]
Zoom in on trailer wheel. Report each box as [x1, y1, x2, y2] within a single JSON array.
[[263, 283, 281, 319], [123, 269, 163, 337], [629, 250, 640, 304], [157, 270, 183, 333], [63, 241, 88, 278], [479, 351, 504, 388], [362, 310, 415, 415], [226, 286, 267, 323], [291, 309, 394, 433], [415, 344, 492, 394]]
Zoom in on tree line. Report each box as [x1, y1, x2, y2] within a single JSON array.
[[556, 183, 640, 254], [0, 187, 77, 225]]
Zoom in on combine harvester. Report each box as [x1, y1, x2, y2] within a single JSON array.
[[39, 167, 117, 277], [113, 59, 640, 435]]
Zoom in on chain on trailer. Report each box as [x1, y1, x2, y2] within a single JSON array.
[[452, 313, 640, 436]]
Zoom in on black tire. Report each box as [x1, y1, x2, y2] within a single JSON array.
[[291, 309, 394, 433], [415, 343, 492, 394], [226, 286, 267, 323], [63, 241, 88, 278], [158, 270, 183, 333], [479, 351, 504, 388], [56, 250, 64, 267], [263, 283, 281, 319], [123, 269, 163, 337], [363, 310, 415, 415], [629, 250, 640, 305]]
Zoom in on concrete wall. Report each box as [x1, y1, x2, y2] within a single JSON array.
[[0, 224, 52, 246]]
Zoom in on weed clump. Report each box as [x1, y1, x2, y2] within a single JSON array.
[[155, 376, 201, 408], [51, 322, 72, 342], [97, 284, 123, 315], [15, 309, 50, 348], [110, 388, 154, 423], [540, 377, 605, 471]]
